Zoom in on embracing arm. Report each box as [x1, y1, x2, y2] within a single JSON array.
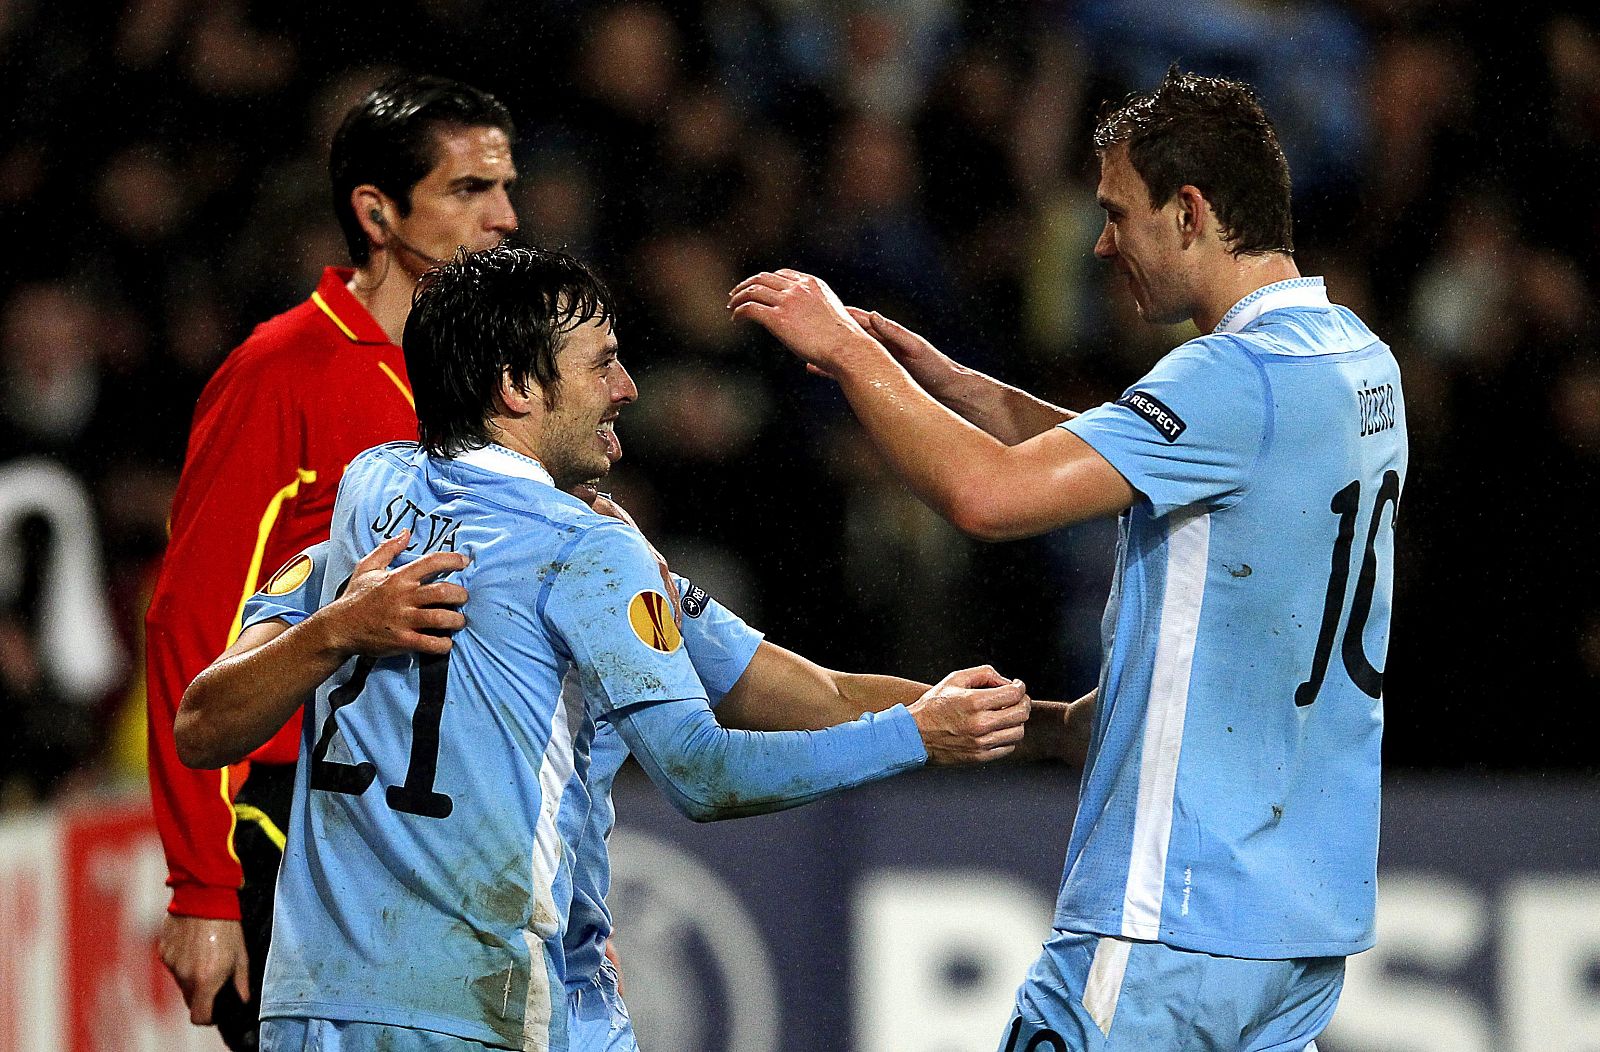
[[732, 272, 1135, 540], [175, 619, 307, 770], [176, 534, 467, 769], [178, 488, 644, 770], [845, 308, 1076, 444]]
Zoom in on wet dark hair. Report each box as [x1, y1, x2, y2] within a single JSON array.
[[329, 74, 515, 266], [404, 244, 615, 457], [1093, 68, 1293, 256]]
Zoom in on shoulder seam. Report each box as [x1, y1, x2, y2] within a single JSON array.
[[1233, 351, 1275, 507], [534, 520, 622, 628]]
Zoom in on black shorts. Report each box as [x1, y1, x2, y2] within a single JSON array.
[[212, 761, 294, 1052]]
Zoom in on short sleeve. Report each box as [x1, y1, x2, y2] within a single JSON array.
[[1062, 336, 1268, 517], [240, 541, 330, 631], [544, 524, 709, 713], [674, 575, 764, 706]]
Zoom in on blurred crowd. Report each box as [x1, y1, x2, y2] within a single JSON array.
[[2, 0, 1596, 807]]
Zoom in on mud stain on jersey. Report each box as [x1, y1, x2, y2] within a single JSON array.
[[467, 961, 528, 1043]]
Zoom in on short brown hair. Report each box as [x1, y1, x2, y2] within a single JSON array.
[[1094, 68, 1293, 256]]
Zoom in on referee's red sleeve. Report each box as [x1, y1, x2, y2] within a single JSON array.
[[146, 341, 306, 920]]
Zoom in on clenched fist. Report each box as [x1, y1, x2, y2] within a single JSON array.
[[908, 665, 1032, 765]]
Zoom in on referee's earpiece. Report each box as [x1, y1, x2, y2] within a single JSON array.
[[364, 205, 442, 266]]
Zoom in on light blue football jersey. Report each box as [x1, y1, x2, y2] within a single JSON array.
[[563, 575, 763, 987], [1057, 278, 1406, 959], [240, 546, 327, 631], [244, 557, 764, 995], [254, 442, 923, 1049]]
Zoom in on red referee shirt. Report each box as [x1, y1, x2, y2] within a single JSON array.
[[145, 268, 417, 920]]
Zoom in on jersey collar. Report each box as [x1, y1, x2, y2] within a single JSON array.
[[454, 443, 556, 487], [310, 267, 392, 346], [1214, 277, 1329, 334]]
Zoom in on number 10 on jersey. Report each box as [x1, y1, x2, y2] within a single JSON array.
[[1296, 469, 1401, 708]]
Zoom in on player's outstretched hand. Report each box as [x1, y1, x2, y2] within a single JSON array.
[[908, 665, 1032, 766], [728, 269, 876, 373], [158, 914, 250, 1026], [322, 530, 469, 658]]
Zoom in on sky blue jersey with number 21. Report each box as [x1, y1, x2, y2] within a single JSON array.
[[243, 552, 763, 1000], [246, 549, 764, 997], [248, 442, 924, 1051], [1057, 278, 1406, 960]]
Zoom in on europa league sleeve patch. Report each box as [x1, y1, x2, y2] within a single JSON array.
[[1116, 389, 1187, 442], [262, 552, 314, 596], [629, 590, 683, 653]]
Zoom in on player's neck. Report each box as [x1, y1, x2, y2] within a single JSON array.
[[1192, 252, 1301, 333], [483, 416, 547, 473], [346, 254, 420, 345]]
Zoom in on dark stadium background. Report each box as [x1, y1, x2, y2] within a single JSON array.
[[1, 2, 1596, 1050]]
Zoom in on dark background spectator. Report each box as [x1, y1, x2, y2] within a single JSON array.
[[2, 0, 1594, 809]]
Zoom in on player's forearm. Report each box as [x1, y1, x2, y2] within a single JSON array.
[[176, 619, 345, 769], [934, 366, 1077, 445], [737, 671, 925, 731], [716, 642, 928, 731], [180, 537, 466, 769], [617, 698, 926, 822], [831, 340, 1030, 539], [832, 672, 929, 719], [1010, 691, 1095, 766], [853, 309, 1075, 442]]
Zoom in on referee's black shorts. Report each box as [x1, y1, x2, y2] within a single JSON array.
[[212, 761, 293, 1052]]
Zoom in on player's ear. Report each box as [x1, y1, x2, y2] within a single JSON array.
[[495, 368, 540, 416], [1175, 185, 1206, 247]]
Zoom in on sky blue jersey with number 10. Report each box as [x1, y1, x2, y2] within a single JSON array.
[[250, 442, 925, 1051], [1057, 278, 1407, 960]]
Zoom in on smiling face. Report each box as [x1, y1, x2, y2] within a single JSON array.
[[388, 124, 519, 275], [534, 318, 636, 490], [1093, 143, 1195, 326]]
